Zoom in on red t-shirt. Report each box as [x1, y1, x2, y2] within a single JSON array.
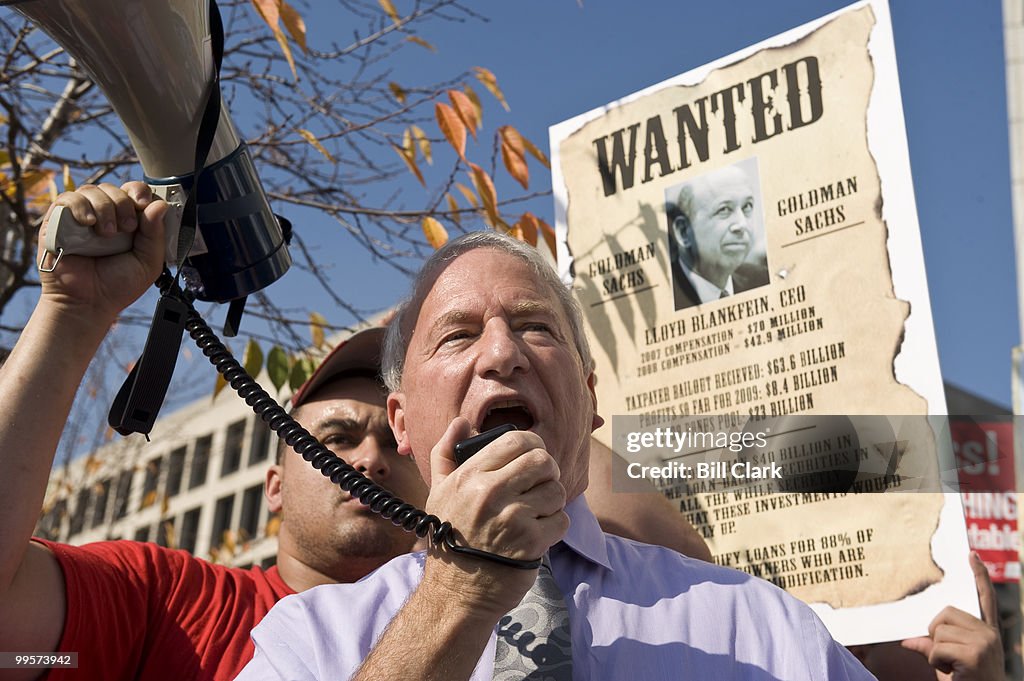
[[34, 539, 294, 681]]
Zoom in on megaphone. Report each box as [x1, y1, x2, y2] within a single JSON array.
[[17, 0, 291, 303]]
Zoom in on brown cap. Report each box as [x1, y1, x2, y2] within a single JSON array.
[[290, 326, 386, 407]]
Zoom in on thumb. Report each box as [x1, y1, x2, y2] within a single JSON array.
[[900, 636, 934, 660], [430, 417, 473, 488], [134, 199, 169, 274]]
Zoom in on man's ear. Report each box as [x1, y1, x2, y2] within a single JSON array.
[[265, 463, 284, 513], [387, 391, 414, 456], [587, 371, 604, 430]]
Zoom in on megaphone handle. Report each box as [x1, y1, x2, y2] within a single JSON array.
[[43, 186, 185, 264]]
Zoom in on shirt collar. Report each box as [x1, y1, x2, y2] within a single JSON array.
[[557, 495, 613, 571], [681, 260, 734, 301]]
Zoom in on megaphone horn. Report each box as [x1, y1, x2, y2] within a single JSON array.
[[17, 0, 291, 303]]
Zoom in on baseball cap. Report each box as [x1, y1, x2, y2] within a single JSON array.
[[290, 326, 386, 408]]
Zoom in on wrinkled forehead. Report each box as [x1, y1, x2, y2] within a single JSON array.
[[415, 249, 568, 326]]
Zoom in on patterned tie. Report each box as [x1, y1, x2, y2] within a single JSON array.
[[492, 559, 572, 680]]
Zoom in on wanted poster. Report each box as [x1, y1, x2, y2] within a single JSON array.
[[550, 0, 976, 644]]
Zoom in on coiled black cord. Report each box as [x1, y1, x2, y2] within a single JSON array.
[[173, 283, 540, 570]]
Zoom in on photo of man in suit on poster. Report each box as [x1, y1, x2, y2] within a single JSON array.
[[667, 158, 770, 310]]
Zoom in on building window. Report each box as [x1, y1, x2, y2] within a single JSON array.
[[113, 469, 133, 520], [189, 435, 211, 490], [68, 487, 90, 537], [134, 525, 150, 543], [221, 420, 246, 477], [90, 478, 111, 529], [156, 518, 174, 548], [211, 494, 235, 551], [249, 417, 271, 466], [239, 484, 263, 541], [165, 447, 186, 498], [179, 507, 201, 555], [140, 456, 162, 510]]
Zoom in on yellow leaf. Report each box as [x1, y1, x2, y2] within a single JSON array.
[[274, 26, 298, 80], [0, 150, 9, 167], [422, 216, 448, 249], [161, 494, 170, 515], [445, 192, 460, 226], [62, 164, 75, 192], [463, 85, 484, 128], [388, 82, 407, 105], [141, 490, 157, 510], [280, 0, 307, 54], [243, 339, 264, 378], [521, 135, 551, 169], [213, 371, 229, 400], [402, 127, 415, 161], [473, 66, 509, 111], [435, 102, 466, 162], [297, 128, 334, 161], [392, 144, 425, 186], [507, 223, 525, 242], [405, 36, 436, 51], [499, 138, 529, 190], [538, 216, 556, 254], [265, 514, 282, 537], [448, 90, 479, 140], [309, 312, 327, 350], [468, 163, 500, 229], [250, 0, 280, 28], [410, 125, 432, 164], [455, 182, 478, 208], [378, 0, 400, 23], [515, 212, 540, 247]]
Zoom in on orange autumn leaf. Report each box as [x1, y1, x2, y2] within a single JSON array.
[[473, 66, 509, 111], [280, 0, 307, 53], [522, 135, 551, 169], [435, 102, 467, 162], [297, 128, 335, 162], [514, 212, 540, 247], [250, 0, 297, 80], [445, 192, 461, 226], [406, 36, 436, 51], [500, 137, 529, 190], [468, 163, 500, 229], [410, 125, 432, 164], [455, 182, 478, 208], [388, 82, 408, 104], [448, 89, 479, 139], [378, 0, 400, 23], [537, 215, 556, 254], [462, 85, 484, 127], [392, 144, 425, 186], [507, 223, 525, 242], [422, 216, 448, 249]]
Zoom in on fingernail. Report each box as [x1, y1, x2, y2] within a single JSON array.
[[124, 215, 138, 230]]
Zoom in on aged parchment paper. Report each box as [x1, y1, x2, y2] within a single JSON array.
[[550, 1, 976, 644]]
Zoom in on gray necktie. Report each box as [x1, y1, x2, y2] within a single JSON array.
[[492, 559, 572, 680]]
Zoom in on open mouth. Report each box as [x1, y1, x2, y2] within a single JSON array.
[[480, 400, 535, 432]]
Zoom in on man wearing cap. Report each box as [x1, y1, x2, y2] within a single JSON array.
[[0, 184, 708, 681]]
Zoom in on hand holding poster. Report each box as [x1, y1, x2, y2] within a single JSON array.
[[551, 0, 977, 644]]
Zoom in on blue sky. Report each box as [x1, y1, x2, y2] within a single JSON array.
[[8, 1, 1015, 438], [339, 0, 1017, 408]]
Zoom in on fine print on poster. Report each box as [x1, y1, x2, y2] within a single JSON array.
[[550, 0, 976, 644]]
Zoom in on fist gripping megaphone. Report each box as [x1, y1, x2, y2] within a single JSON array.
[[18, 0, 291, 303]]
